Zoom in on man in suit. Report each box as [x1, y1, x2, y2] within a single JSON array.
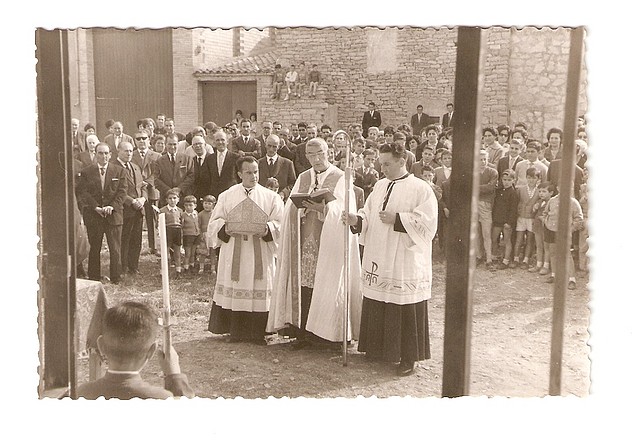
[[257, 121, 273, 151], [76, 142, 127, 284], [71, 118, 86, 155], [105, 121, 134, 153], [442, 103, 456, 129], [113, 141, 147, 275], [274, 126, 296, 162], [434, 149, 453, 188], [76, 134, 99, 168], [154, 134, 195, 206], [411, 105, 429, 136], [191, 135, 211, 210], [362, 102, 382, 137], [203, 129, 240, 199], [132, 131, 162, 254], [294, 124, 318, 175], [258, 134, 297, 200], [231, 118, 263, 158], [497, 139, 525, 177]]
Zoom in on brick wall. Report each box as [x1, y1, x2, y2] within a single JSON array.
[[172, 29, 200, 134]]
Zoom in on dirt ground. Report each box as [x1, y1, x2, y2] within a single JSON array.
[[77, 237, 590, 399]]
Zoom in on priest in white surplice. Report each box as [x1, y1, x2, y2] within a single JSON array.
[[207, 156, 284, 345], [344, 143, 438, 376], [267, 137, 361, 348]]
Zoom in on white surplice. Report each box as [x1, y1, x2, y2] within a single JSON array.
[[267, 164, 362, 341], [358, 174, 438, 305], [207, 183, 284, 312]]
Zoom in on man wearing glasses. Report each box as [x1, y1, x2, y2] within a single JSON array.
[[132, 131, 162, 254], [105, 121, 134, 153]]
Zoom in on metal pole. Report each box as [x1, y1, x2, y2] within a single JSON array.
[[442, 26, 485, 397], [549, 26, 585, 396]]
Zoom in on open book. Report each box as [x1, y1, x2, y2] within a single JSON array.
[[289, 188, 336, 209]]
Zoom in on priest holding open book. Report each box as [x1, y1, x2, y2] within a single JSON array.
[[268, 136, 361, 348], [206, 156, 284, 345]]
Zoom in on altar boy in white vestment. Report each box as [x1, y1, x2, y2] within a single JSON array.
[[207, 156, 284, 345], [345, 143, 438, 376], [267, 137, 361, 348]]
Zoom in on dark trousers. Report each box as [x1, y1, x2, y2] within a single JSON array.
[[86, 219, 122, 283], [121, 212, 143, 273], [143, 199, 157, 250]]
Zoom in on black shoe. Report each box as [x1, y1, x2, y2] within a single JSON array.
[[397, 360, 416, 377]]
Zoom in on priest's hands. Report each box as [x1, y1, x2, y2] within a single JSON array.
[[302, 199, 324, 213], [341, 211, 358, 226], [379, 210, 396, 225]]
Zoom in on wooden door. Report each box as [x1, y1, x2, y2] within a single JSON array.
[[201, 81, 257, 126]]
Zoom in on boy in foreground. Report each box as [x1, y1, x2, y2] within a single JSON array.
[[77, 301, 195, 399]]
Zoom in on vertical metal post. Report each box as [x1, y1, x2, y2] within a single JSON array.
[[549, 26, 585, 396], [442, 26, 485, 397], [36, 28, 77, 398]]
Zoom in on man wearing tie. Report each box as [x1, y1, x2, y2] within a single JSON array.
[[76, 134, 100, 168], [442, 103, 456, 129], [258, 134, 296, 200], [71, 118, 86, 155], [192, 135, 211, 211], [362, 102, 382, 138], [411, 105, 429, 136], [203, 129, 240, 199], [154, 134, 195, 206], [497, 139, 525, 177], [105, 121, 134, 153], [132, 131, 162, 254], [231, 119, 263, 158], [76, 143, 127, 284], [114, 141, 147, 275]]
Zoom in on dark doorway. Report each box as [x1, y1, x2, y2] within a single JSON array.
[[202, 81, 257, 126]]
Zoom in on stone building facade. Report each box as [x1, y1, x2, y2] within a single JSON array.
[[65, 26, 587, 143]]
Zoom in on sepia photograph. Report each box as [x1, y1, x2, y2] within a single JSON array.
[[6, 2, 639, 442]]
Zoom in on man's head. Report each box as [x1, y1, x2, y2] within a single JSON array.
[[441, 149, 452, 168], [320, 124, 332, 140], [501, 169, 516, 188], [363, 149, 376, 167], [95, 143, 111, 167], [291, 125, 299, 139], [416, 105, 424, 114], [421, 164, 435, 183], [134, 131, 150, 151], [235, 110, 243, 120], [236, 156, 259, 188], [446, 103, 454, 113], [351, 124, 363, 139], [240, 119, 252, 137], [86, 135, 99, 153], [213, 130, 228, 153], [164, 119, 175, 135], [265, 134, 280, 157], [422, 146, 435, 164], [156, 113, 166, 129], [508, 139, 523, 158], [393, 132, 407, 149], [165, 135, 179, 155], [166, 188, 180, 207], [353, 137, 365, 155], [191, 136, 206, 156], [71, 118, 80, 132], [525, 140, 542, 162], [262, 121, 273, 137], [298, 123, 308, 139], [306, 124, 318, 139], [367, 126, 379, 139], [526, 167, 541, 187], [368, 101, 376, 111], [272, 121, 283, 133], [305, 137, 331, 172], [112, 121, 124, 137], [117, 141, 134, 163], [97, 301, 159, 369], [379, 143, 408, 180], [479, 149, 489, 169]]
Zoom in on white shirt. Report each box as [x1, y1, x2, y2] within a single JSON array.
[[266, 154, 278, 165], [217, 149, 227, 173]]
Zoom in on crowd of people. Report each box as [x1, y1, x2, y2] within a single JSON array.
[[70, 104, 589, 398]]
